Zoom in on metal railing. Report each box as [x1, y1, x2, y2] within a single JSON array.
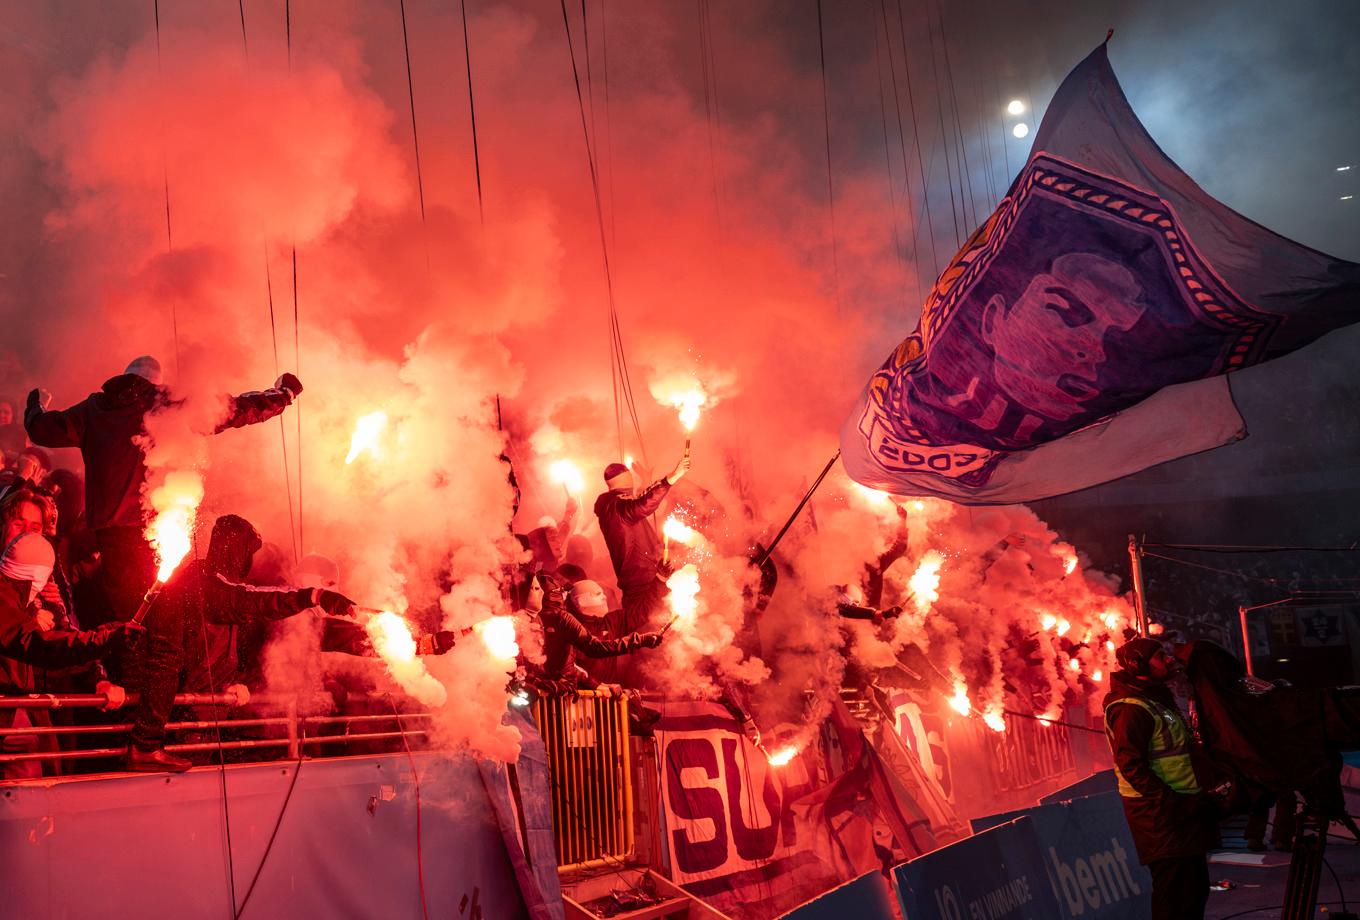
[[532, 689, 634, 872], [0, 692, 433, 772]]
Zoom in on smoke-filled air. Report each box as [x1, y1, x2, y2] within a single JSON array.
[[1, 1, 1134, 761]]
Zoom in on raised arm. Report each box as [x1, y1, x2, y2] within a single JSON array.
[[614, 480, 672, 523], [24, 389, 88, 448], [214, 374, 303, 433]]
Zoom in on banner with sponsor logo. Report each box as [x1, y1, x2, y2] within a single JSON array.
[[893, 817, 1059, 919], [654, 701, 940, 920], [966, 792, 1150, 920]]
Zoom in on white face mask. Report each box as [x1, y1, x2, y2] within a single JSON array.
[[1, 535, 54, 605]]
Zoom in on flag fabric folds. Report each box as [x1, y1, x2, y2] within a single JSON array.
[[842, 41, 1360, 503]]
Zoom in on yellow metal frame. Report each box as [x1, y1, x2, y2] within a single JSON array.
[[532, 689, 635, 872]]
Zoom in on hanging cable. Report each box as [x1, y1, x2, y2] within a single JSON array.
[[398, 0, 429, 231], [814, 0, 842, 313], [284, 0, 304, 554], [152, 0, 181, 379], [390, 696, 432, 920], [869, 0, 915, 308], [923, 2, 962, 247], [888, 0, 940, 281], [264, 255, 300, 562], [558, 0, 648, 462], [935, 0, 985, 223], [459, 0, 485, 225]]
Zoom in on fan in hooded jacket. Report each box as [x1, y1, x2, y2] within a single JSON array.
[[24, 355, 303, 626]]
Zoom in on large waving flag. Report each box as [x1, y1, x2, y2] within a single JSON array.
[[842, 40, 1360, 503]]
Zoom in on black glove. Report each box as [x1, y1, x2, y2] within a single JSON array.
[[274, 373, 304, 398], [26, 388, 42, 412], [630, 632, 664, 650], [430, 630, 457, 655], [314, 589, 356, 617], [880, 605, 903, 620], [97, 621, 147, 652]]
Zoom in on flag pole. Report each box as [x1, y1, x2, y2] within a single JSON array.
[[1127, 534, 1149, 636]]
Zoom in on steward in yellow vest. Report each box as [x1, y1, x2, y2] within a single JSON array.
[[1104, 637, 1218, 920]]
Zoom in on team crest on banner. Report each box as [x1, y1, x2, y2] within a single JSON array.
[[858, 154, 1276, 488]]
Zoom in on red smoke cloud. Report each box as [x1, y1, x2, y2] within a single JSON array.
[[2, 1, 1122, 757]]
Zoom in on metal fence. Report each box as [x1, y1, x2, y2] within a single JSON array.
[[0, 691, 432, 772], [532, 689, 634, 872]]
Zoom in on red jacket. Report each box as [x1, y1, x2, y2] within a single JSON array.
[[26, 374, 294, 530]]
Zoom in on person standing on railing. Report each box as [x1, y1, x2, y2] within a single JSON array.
[[23, 356, 303, 626], [593, 456, 690, 634], [0, 532, 144, 779], [128, 513, 357, 773]]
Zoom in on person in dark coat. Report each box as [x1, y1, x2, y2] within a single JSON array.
[[0, 533, 143, 778], [514, 570, 662, 696], [24, 356, 303, 626], [1104, 637, 1218, 920], [592, 455, 690, 634], [129, 513, 353, 772]]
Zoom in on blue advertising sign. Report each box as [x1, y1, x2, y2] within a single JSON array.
[[893, 817, 1060, 920]]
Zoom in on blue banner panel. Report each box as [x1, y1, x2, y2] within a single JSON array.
[[780, 869, 898, 920], [1042, 793, 1150, 920], [0, 751, 529, 919], [893, 817, 1060, 920]]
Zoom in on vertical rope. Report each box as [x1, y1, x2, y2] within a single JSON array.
[[459, 0, 485, 225], [814, 0, 842, 313], [923, 2, 962, 248], [152, 0, 181, 379], [870, 0, 917, 309], [890, 0, 940, 281], [287, 0, 303, 552], [559, 0, 648, 463], [398, 0, 429, 230]]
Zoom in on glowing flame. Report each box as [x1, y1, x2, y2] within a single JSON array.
[[1040, 612, 1058, 631], [666, 564, 701, 623], [662, 515, 697, 545], [1063, 554, 1078, 575], [1056, 618, 1072, 637], [366, 610, 448, 707], [477, 616, 520, 662], [624, 454, 635, 469], [982, 710, 1007, 733], [670, 388, 707, 432], [947, 683, 971, 716], [767, 746, 799, 767], [1092, 669, 1104, 682], [345, 411, 389, 464], [853, 482, 891, 506], [908, 551, 944, 613], [1069, 658, 1082, 673], [911, 500, 926, 512], [1100, 611, 1121, 631], [368, 610, 418, 662], [1106, 640, 1117, 652], [145, 470, 204, 582], [549, 459, 585, 494]]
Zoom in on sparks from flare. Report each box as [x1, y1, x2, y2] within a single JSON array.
[[345, 411, 389, 464], [1069, 657, 1082, 673], [908, 552, 943, 613], [662, 515, 697, 546], [1040, 612, 1058, 632], [1056, 617, 1072, 637], [1063, 554, 1078, 575], [767, 746, 798, 767], [982, 710, 1006, 733]]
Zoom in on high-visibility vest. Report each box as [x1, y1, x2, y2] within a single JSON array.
[[1104, 695, 1201, 798]]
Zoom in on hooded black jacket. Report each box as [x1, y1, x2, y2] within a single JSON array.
[[593, 480, 670, 591], [25, 374, 294, 530], [1104, 669, 1217, 864]]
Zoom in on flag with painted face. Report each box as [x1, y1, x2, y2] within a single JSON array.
[[842, 41, 1360, 503]]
